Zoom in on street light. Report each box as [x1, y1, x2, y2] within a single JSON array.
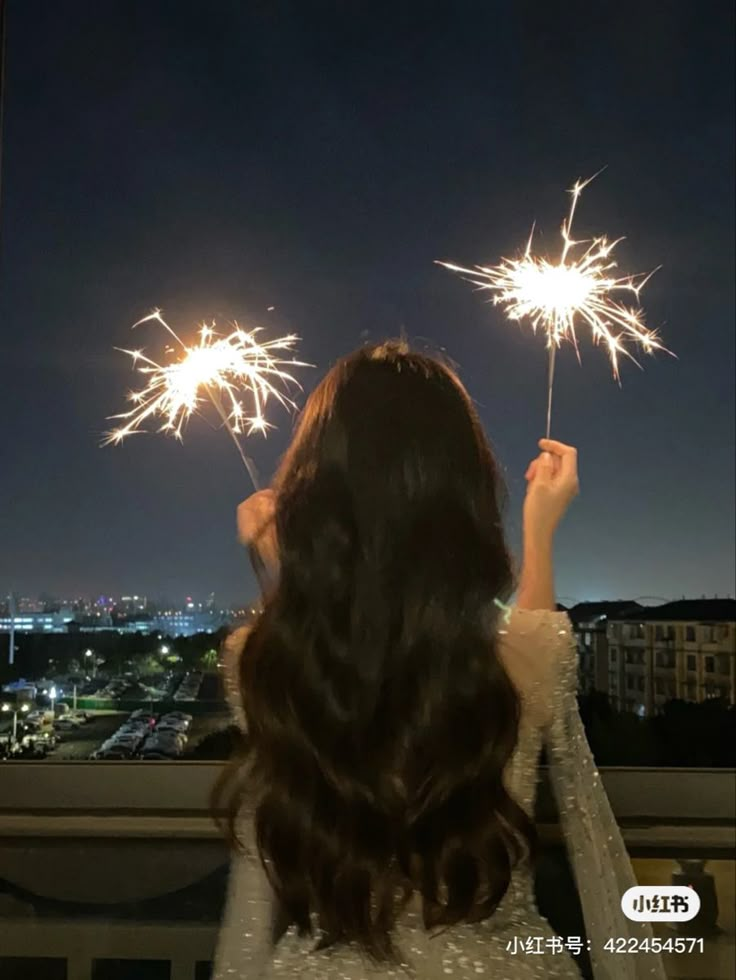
[[1, 702, 30, 743], [49, 686, 57, 716], [160, 645, 170, 655]]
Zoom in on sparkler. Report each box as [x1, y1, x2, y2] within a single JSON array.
[[438, 174, 669, 436], [104, 310, 308, 490]]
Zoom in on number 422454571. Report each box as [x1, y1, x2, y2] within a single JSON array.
[[604, 938, 704, 954]]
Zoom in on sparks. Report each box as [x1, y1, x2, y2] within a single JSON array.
[[437, 173, 669, 382], [104, 311, 308, 470]]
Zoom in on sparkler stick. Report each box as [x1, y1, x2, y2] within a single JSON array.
[[546, 346, 556, 440], [204, 383, 261, 489], [104, 310, 308, 491], [438, 174, 670, 435]]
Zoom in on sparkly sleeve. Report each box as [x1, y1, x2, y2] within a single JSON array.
[[222, 626, 251, 733], [215, 628, 280, 978], [213, 833, 278, 979], [543, 613, 667, 980]]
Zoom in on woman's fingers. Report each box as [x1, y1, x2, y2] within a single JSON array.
[[538, 438, 578, 491], [538, 438, 576, 457]]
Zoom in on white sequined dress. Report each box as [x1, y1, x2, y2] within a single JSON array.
[[214, 608, 667, 980]]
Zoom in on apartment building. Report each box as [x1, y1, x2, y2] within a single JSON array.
[[606, 599, 736, 715], [567, 601, 644, 695]]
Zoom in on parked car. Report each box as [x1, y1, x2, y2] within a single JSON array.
[[140, 731, 187, 758], [157, 720, 189, 734], [174, 672, 203, 700], [26, 709, 54, 726], [140, 745, 179, 759], [150, 730, 186, 746], [160, 712, 190, 725], [23, 719, 55, 736], [11, 743, 45, 759], [11, 734, 55, 758], [34, 730, 58, 750], [54, 717, 85, 731], [129, 710, 156, 723]]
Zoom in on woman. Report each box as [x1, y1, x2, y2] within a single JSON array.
[[213, 341, 665, 980]]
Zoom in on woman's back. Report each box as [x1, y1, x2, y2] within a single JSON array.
[[213, 343, 665, 980], [215, 608, 587, 979]]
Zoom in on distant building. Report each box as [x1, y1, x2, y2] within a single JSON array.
[[606, 599, 736, 715], [120, 595, 149, 614], [15, 597, 44, 614], [0, 606, 231, 638], [567, 601, 644, 694], [154, 609, 232, 638], [124, 616, 156, 633], [0, 610, 75, 633]]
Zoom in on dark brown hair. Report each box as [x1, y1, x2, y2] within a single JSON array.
[[214, 341, 535, 964]]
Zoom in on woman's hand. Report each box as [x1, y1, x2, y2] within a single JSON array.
[[237, 489, 279, 583], [523, 438, 579, 545], [237, 489, 276, 546]]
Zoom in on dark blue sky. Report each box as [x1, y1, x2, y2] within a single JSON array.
[[0, 1, 733, 606]]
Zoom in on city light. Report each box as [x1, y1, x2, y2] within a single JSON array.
[[1, 703, 31, 744]]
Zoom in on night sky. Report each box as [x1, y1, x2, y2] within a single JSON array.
[[1, 2, 733, 607]]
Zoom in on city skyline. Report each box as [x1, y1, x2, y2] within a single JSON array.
[[2, 586, 734, 619], [1, 591, 240, 614], [1, 3, 734, 605]]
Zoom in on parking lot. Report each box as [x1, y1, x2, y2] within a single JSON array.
[[3, 687, 232, 761], [48, 712, 127, 760], [43, 709, 232, 760]]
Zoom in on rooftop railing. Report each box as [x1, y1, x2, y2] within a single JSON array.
[[0, 765, 734, 980]]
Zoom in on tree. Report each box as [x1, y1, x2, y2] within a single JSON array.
[[187, 724, 243, 760], [137, 655, 164, 676], [652, 699, 735, 767]]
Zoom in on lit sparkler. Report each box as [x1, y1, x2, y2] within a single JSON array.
[[104, 310, 308, 489], [438, 174, 670, 436]]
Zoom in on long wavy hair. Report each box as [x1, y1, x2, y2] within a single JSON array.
[[214, 341, 535, 964]]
